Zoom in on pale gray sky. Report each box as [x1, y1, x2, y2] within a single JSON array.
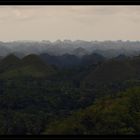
[[0, 6, 140, 41]]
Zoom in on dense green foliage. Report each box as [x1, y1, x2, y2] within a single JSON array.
[[45, 87, 140, 135], [0, 54, 140, 135]]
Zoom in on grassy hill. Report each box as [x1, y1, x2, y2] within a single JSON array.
[[0, 54, 21, 72], [0, 54, 56, 79], [82, 58, 138, 87]]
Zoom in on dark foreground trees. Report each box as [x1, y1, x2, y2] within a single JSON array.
[[44, 87, 140, 135]]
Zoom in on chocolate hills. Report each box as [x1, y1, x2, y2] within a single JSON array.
[[0, 44, 140, 135], [0, 54, 56, 79], [82, 56, 140, 86]]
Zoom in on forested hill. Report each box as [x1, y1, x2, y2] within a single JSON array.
[[0, 53, 140, 134]]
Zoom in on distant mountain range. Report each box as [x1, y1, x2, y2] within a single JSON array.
[[1, 40, 140, 58]]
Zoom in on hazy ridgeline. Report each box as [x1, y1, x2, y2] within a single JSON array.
[[1, 40, 140, 58]]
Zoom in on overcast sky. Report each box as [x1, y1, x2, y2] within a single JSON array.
[[0, 6, 140, 42]]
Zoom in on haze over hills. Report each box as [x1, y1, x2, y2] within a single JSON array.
[[1, 40, 140, 58]]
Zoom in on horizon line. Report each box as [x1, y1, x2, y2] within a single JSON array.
[[1, 39, 140, 43]]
